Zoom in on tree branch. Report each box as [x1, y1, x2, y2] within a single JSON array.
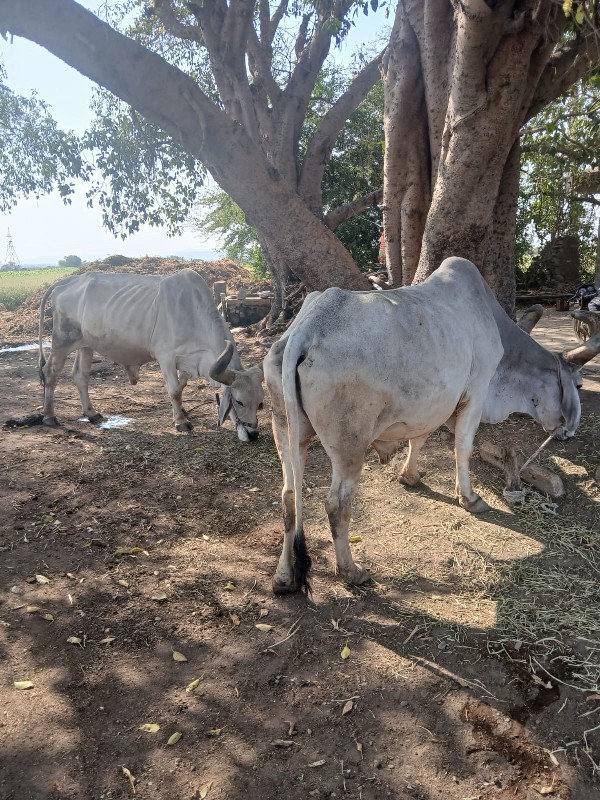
[[527, 31, 600, 120], [299, 51, 383, 213], [275, 0, 355, 178], [153, 0, 204, 45], [247, 24, 282, 105], [0, 0, 242, 169], [324, 188, 383, 230]]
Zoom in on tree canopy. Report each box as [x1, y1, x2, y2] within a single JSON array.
[[0, 64, 89, 209]]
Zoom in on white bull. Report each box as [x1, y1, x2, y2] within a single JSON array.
[[264, 257, 600, 594], [38, 269, 264, 440]]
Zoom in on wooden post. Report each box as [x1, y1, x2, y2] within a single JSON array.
[[213, 281, 227, 306]]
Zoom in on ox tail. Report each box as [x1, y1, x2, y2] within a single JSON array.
[[38, 284, 55, 387], [281, 336, 312, 595]]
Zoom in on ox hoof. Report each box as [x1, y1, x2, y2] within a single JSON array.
[[398, 470, 422, 488], [338, 564, 370, 586], [459, 494, 491, 514], [87, 412, 104, 424], [272, 575, 297, 594], [43, 416, 60, 427], [176, 421, 194, 433]]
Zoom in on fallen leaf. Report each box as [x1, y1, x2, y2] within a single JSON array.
[[259, 608, 269, 617], [13, 680, 34, 690], [255, 623, 273, 632], [307, 759, 326, 768], [586, 693, 600, 702], [186, 677, 202, 693], [272, 739, 294, 748], [151, 593, 168, 602], [167, 732, 182, 746], [341, 645, 351, 660], [248, 487, 260, 493], [355, 740, 363, 758], [535, 786, 555, 796], [172, 650, 188, 662], [66, 572, 76, 580], [349, 535, 363, 543], [139, 723, 160, 733], [41, 613, 54, 622], [100, 637, 116, 645], [206, 728, 223, 737], [342, 700, 354, 716], [117, 579, 129, 587], [35, 574, 50, 584], [224, 581, 235, 591], [26, 605, 42, 613], [67, 636, 82, 645], [331, 619, 341, 631], [229, 613, 240, 626], [199, 781, 213, 799], [121, 765, 136, 795]]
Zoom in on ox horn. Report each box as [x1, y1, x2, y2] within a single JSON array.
[[517, 304, 544, 334], [562, 328, 600, 367], [209, 341, 236, 386], [571, 309, 592, 322]]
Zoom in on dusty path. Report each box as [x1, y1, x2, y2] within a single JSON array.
[[1, 308, 599, 800]]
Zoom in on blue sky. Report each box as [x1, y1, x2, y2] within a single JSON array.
[[0, 3, 388, 265]]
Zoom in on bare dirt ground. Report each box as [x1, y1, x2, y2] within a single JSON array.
[[1, 304, 600, 800]]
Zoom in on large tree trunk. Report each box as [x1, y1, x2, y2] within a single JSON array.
[[482, 141, 521, 314], [382, 3, 431, 287], [384, 0, 599, 315]]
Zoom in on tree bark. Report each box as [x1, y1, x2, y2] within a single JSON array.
[[382, 3, 430, 287], [482, 140, 521, 315]]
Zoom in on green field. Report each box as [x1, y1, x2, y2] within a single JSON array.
[[0, 267, 77, 310]]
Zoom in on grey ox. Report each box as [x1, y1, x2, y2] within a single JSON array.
[[264, 257, 600, 594], [38, 269, 264, 440]]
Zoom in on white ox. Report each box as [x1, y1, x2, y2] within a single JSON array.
[[264, 257, 600, 594], [38, 269, 264, 440]]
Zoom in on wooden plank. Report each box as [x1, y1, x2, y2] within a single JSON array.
[[515, 293, 572, 303]]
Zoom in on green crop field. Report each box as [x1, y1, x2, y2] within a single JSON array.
[[0, 268, 77, 310]]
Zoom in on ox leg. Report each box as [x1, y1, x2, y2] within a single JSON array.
[[325, 462, 369, 585], [271, 412, 311, 594], [41, 347, 70, 426], [398, 433, 429, 487], [72, 348, 103, 423], [160, 363, 192, 432], [454, 399, 490, 514]]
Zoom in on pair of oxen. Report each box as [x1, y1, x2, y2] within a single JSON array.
[[39, 259, 600, 594]]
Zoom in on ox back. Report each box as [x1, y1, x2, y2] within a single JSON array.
[[264, 257, 584, 595], [38, 269, 264, 439]]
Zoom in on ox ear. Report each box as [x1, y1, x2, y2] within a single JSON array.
[[209, 341, 236, 386], [562, 329, 600, 367], [517, 304, 544, 334]]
